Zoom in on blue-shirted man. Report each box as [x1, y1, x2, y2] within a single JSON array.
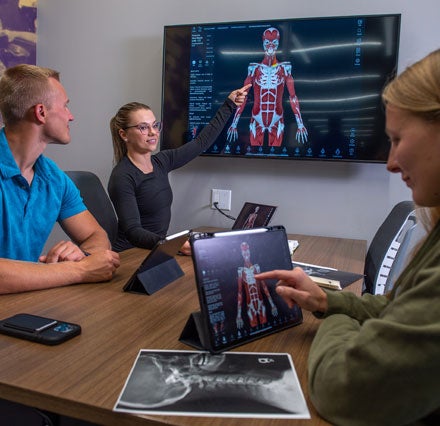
[[0, 64, 120, 294]]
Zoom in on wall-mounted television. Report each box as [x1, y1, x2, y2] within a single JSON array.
[[161, 14, 400, 163]]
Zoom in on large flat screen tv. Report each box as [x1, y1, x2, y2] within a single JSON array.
[[161, 14, 400, 163]]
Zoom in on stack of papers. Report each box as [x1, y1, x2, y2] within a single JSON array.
[[288, 239, 299, 255]]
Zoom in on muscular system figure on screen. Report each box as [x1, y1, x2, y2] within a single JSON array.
[[242, 206, 259, 229], [236, 242, 278, 329], [227, 27, 308, 147]]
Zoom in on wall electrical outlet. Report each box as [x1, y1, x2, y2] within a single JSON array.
[[211, 189, 232, 211]]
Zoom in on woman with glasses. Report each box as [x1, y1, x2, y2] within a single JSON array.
[[108, 84, 250, 253]]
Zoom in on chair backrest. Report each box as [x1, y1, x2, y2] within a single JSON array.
[[65, 171, 118, 245], [363, 201, 419, 295], [382, 218, 427, 294]]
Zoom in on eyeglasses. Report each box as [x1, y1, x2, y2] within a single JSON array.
[[124, 121, 162, 134]]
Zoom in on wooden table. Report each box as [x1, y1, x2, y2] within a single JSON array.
[[0, 234, 366, 426]]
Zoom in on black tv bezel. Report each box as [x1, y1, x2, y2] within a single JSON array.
[[161, 13, 401, 164]]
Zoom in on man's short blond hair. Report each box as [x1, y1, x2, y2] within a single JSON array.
[[0, 64, 60, 126]]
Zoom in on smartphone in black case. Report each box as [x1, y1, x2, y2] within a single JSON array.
[[0, 313, 81, 345]]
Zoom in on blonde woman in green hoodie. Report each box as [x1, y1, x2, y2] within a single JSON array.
[[256, 49, 440, 426]]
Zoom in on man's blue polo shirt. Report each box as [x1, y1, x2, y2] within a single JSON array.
[[0, 128, 86, 261]]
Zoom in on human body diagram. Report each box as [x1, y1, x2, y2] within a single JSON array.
[[227, 27, 308, 148], [236, 242, 278, 329], [242, 206, 259, 229]]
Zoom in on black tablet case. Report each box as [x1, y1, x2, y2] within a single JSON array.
[[124, 231, 190, 295]]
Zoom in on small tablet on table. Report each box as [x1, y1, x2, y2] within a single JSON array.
[[124, 230, 190, 295]]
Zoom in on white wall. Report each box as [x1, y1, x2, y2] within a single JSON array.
[[37, 0, 439, 247]]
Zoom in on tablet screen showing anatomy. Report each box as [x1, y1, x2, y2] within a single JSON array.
[[191, 226, 302, 352], [232, 202, 277, 230]]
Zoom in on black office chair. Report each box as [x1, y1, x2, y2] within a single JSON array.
[[0, 398, 56, 426], [0, 398, 98, 426], [363, 201, 420, 295], [65, 171, 118, 245]]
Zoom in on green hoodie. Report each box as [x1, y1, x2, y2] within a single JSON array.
[[308, 221, 440, 426]]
